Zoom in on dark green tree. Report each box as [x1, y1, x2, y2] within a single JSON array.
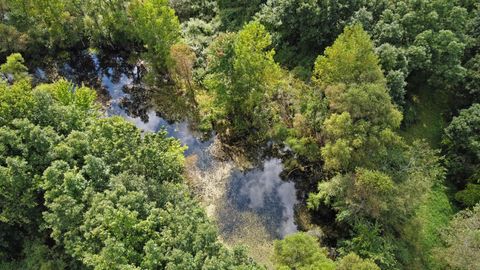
[[444, 103, 480, 207]]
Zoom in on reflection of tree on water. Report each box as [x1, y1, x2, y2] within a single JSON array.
[[220, 159, 298, 239], [29, 51, 300, 268], [29, 49, 197, 125]]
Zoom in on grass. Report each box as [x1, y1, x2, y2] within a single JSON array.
[[403, 187, 454, 269], [399, 84, 450, 148]]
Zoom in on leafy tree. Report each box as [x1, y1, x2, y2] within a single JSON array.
[[312, 25, 403, 172], [256, 0, 368, 67], [273, 232, 335, 270], [181, 16, 221, 82], [217, 0, 266, 31], [273, 232, 381, 270], [168, 43, 197, 100], [204, 21, 283, 145], [443, 103, 480, 207], [0, 23, 28, 54], [130, 0, 181, 71], [283, 25, 401, 173], [434, 204, 480, 270], [370, 0, 470, 108], [3, 0, 84, 52], [313, 24, 385, 87], [311, 141, 444, 229], [82, 0, 136, 49], [0, 157, 37, 225], [320, 83, 403, 171], [464, 54, 480, 103], [0, 54, 261, 269], [338, 222, 398, 269], [308, 25, 447, 268], [375, 44, 408, 107], [0, 53, 30, 84], [336, 253, 380, 270], [169, 0, 217, 22]]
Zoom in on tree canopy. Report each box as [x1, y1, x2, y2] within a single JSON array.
[[0, 54, 260, 269]]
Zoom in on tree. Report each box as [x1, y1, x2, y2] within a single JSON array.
[[338, 221, 398, 269], [464, 54, 480, 103], [3, 0, 84, 52], [336, 253, 380, 270], [310, 141, 444, 230], [130, 0, 181, 71], [273, 232, 335, 270], [370, 0, 470, 105], [217, 0, 266, 31], [168, 43, 197, 102], [82, 0, 136, 49], [313, 24, 385, 87], [443, 103, 480, 207], [273, 232, 381, 270], [308, 25, 446, 268], [0, 54, 261, 269], [0, 53, 29, 82], [312, 25, 403, 172], [434, 204, 480, 270], [169, 0, 217, 22], [204, 21, 283, 145], [0, 157, 37, 225], [256, 0, 368, 67]]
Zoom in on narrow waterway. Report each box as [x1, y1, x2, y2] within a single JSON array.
[[32, 51, 299, 266]]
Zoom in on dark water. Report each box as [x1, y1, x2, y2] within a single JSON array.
[[32, 51, 298, 239]]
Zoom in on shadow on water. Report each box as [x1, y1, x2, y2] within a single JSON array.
[[30, 50, 299, 265]]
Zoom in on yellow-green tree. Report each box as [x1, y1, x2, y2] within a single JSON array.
[[204, 21, 283, 145]]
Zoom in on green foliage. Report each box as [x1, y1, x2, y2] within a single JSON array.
[[2, 0, 181, 72], [0, 79, 34, 126], [320, 83, 403, 171], [256, 0, 367, 67], [82, 0, 136, 49], [456, 184, 480, 207], [0, 54, 260, 269], [217, 0, 266, 31], [204, 21, 283, 145], [311, 141, 443, 225], [402, 187, 453, 269], [411, 29, 466, 87], [371, 0, 470, 107], [35, 79, 97, 111], [0, 157, 37, 225], [170, 0, 217, 22], [0, 53, 29, 82], [3, 0, 84, 52], [313, 25, 385, 87], [273, 232, 335, 270], [312, 26, 403, 172], [339, 222, 398, 269], [336, 253, 380, 270], [1, 1, 479, 269], [434, 203, 480, 270], [375, 44, 408, 107], [181, 16, 221, 82], [308, 24, 448, 269], [444, 103, 480, 206], [130, 0, 181, 71], [0, 23, 28, 54], [465, 53, 480, 103]]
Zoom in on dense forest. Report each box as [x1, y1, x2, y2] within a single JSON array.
[[0, 0, 479, 269]]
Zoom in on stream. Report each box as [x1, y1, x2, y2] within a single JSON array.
[[31, 50, 299, 266]]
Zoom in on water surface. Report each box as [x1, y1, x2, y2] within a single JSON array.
[[32, 51, 299, 252]]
